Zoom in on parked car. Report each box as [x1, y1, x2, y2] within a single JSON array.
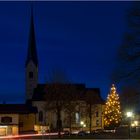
[[90, 130, 96, 135], [63, 130, 70, 136], [95, 129, 104, 133], [77, 131, 87, 136], [104, 129, 116, 133]]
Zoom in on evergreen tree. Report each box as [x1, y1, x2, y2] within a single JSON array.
[[104, 84, 121, 129]]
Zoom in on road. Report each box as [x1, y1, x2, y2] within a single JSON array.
[[0, 132, 59, 139]]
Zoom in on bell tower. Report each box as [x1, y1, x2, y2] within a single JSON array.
[[25, 9, 38, 100]]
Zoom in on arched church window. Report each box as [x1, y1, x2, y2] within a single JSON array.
[[75, 112, 80, 124], [29, 71, 33, 79], [38, 111, 43, 122]]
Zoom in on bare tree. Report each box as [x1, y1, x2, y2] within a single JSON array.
[[111, 2, 140, 115], [45, 83, 69, 137], [85, 89, 102, 133], [48, 68, 70, 84], [63, 85, 79, 133], [44, 69, 77, 137], [112, 2, 140, 87], [86, 90, 93, 133], [120, 86, 139, 112]]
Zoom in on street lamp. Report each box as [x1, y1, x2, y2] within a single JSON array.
[[126, 111, 133, 139], [80, 121, 86, 131]]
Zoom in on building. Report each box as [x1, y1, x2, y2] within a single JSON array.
[[31, 84, 104, 132], [0, 10, 105, 136], [0, 104, 37, 136], [25, 11, 105, 133]]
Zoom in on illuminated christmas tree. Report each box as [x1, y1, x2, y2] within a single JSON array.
[[104, 84, 121, 129]]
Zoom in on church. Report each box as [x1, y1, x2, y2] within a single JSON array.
[[0, 11, 104, 136]]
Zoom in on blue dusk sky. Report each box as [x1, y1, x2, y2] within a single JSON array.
[[0, 1, 133, 103]]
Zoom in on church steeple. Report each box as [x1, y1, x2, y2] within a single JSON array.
[[25, 8, 38, 100], [25, 8, 38, 67]]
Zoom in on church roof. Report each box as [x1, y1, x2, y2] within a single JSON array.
[[86, 88, 105, 104], [32, 83, 104, 104], [25, 9, 38, 67], [0, 104, 37, 114], [32, 83, 85, 101]]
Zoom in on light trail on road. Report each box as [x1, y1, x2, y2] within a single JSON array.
[[0, 132, 60, 139]]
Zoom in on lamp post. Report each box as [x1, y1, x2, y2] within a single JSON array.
[[126, 111, 133, 139]]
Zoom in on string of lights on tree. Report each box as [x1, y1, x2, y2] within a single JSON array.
[[104, 84, 122, 129]]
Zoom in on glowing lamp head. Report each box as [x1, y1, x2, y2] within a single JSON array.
[[126, 112, 133, 118], [80, 121, 84, 125], [131, 123, 135, 127], [83, 124, 86, 127]]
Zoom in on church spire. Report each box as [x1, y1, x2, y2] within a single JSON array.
[[25, 7, 38, 67]]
